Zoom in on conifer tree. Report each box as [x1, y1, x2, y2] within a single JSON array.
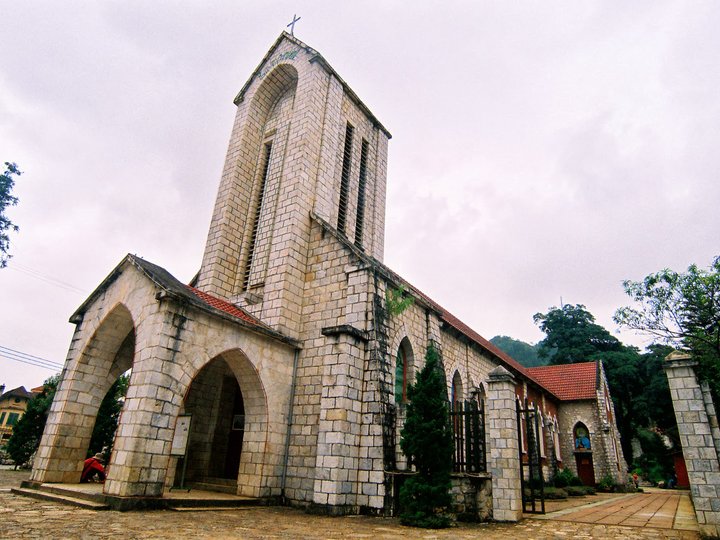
[[399, 343, 454, 528]]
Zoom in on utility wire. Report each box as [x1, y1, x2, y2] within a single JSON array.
[[0, 345, 64, 372], [7, 262, 86, 295]]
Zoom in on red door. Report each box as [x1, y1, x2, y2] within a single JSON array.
[[575, 453, 595, 486]]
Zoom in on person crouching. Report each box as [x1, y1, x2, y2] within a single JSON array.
[[81, 453, 106, 483]]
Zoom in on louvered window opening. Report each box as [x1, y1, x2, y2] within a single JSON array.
[[243, 142, 273, 290], [337, 123, 354, 234], [354, 139, 369, 248]]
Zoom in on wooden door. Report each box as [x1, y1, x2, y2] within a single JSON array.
[[575, 453, 595, 486]]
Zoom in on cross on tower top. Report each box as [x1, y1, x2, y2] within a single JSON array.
[[287, 14, 301, 36]]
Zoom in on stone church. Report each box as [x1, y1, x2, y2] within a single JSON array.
[[28, 32, 626, 520]]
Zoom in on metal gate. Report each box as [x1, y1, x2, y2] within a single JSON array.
[[516, 398, 545, 514], [450, 400, 486, 473]]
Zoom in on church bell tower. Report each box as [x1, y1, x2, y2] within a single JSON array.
[[196, 32, 391, 338]]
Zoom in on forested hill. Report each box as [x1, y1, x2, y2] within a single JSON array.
[[489, 335, 547, 368]]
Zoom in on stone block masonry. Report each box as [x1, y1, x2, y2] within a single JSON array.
[[487, 366, 522, 522], [664, 351, 720, 538]]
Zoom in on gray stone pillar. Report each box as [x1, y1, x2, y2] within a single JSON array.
[[312, 333, 368, 512], [487, 366, 522, 522], [664, 351, 720, 538]]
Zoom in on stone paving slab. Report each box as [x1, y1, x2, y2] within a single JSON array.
[[0, 491, 702, 540], [534, 491, 699, 532], [0, 471, 702, 539]]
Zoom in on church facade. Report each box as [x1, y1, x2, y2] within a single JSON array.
[[29, 33, 626, 520]]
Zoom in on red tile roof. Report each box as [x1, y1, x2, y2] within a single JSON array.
[[526, 362, 598, 401], [185, 286, 265, 328]]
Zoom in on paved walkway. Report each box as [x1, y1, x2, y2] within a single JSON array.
[[0, 470, 701, 539], [534, 489, 699, 532]]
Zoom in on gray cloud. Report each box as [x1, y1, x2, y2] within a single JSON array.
[[1, 1, 718, 390]]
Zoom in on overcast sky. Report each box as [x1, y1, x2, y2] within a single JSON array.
[[1, 1, 718, 391]]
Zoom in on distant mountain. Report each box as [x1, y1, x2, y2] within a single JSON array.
[[490, 335, 547, 368]]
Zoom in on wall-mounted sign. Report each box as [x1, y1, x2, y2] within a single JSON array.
[[171, 414, 192, 457]]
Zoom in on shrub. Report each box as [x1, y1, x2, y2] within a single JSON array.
[[543, 487, 568, 499], [597, 474, 615, 492], [566, 486, 589, 497], [552, 469, 582, 488]]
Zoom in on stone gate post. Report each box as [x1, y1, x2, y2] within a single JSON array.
[[664, 351, 720, 538], [486, 366, 522, 522]]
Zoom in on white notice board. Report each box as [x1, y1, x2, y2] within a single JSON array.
[[171, 414, 192, 457]]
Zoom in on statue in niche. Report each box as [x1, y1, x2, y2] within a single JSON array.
[[574, 425, 591, 451]]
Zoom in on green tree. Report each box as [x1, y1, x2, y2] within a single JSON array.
[[0, 161, 22, 268], [6, 374, 60, 467], [533, 304, 623, 364], [87, 374, 130, 458], [490, 335, 545, 367], [6, 373, 130, 467], [614, 256, 720, 402], [399, 343, 453, 528], [533, 304, 675, 472]]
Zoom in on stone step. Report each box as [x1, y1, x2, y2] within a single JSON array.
[[187, 480, 238, 494], [167, 496, 267, 509], [202, 477, 238, 486], [11, 487, 110, 510], [29, 483, 105, 503]]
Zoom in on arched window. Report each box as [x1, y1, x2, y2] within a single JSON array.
[[553, 416, 562, 462], [518, 398, 526, 454], [574, 422, 591, 451], [451, 371, 463, 410], [395, 338, 414, 404]]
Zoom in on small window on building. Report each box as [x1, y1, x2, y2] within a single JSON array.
[[395, 338, 414, 404], [451, 371, 463, 410], [553, 417, 562, 462], [519, 410, 527, 454], [6, 412, 20, 426], [0, 412, 5, 425], [337, 123, 354, 234]]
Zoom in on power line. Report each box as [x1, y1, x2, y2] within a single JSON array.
[[7, 262, 86, 295], [0, 345, 64, 371], [0, 352, 62, 372]]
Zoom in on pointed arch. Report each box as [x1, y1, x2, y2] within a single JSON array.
[[451, 370, 464, 407], [32, 302, 137, 483], [574, 421, 591, 450], [175, 347, 269, 497], [239, 63, 299, 292], [395, 337, 414, 404]]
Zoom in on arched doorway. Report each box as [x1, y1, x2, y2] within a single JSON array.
[[30, 303, 136, 484], [177, 349, 266, 494], [573, 422, 595, 485]]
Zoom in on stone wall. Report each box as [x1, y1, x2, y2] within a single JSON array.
[[449, 474, 493, 521]]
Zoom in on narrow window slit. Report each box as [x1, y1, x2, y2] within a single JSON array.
[[337, 123, 354, 233], [243, 142, 273, 290], [354, 139, 369, 248]]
